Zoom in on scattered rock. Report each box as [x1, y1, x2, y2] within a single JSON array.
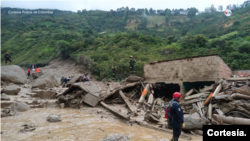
[[1, 65, 27, 84], [100, 133, 130, 141], [3, 85, 21, 95], [46, 114, 62, 122], [8, 101, 31, 112], [1, 93, 10, 101], [19, 124, 36, 133], [32, 74, 59, 89]]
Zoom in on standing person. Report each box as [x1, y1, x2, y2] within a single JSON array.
[[61, 77, 64, 84], [63, 77, 68, 87], [112, 63, 117, 81], [4, 52, 12, 65], [129, 55, 136, 75], [32, 64, 35, 70], [36, 67, 41, 76], [36, 62, 40, 69], [28, 64, 32, 69], [166, 92, 184, 141], [27, 68, 31, 78], [83, 74, 89, 82]]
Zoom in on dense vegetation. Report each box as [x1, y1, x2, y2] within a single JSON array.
[[1, 6, 250, 80]]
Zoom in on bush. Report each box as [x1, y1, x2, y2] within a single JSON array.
[[238, 41, 250, 53]]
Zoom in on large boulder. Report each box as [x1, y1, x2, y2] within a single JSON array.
[[9, 101, 31, 112], [183, 112, 207, 130], [32, 75, 59, 89], [1, 93, 10, 100], [46, 114, 61, 122], [100, 134, 130, 141], [1, 65, 26, 84], [31, 90, 56, 99], [3, 85, 21, 95]]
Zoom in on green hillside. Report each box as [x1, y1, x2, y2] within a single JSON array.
[[1, 6, 250, 80]]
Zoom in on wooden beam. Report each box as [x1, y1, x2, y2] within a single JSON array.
[[100, 101, 130, 121], [180, 99, 206, 106], [185, 89, 194, 97], [226, 77, 250, 81], [184, 92, 210, 101], [119, 90, 136, 112], [212, 84, 222, 98]]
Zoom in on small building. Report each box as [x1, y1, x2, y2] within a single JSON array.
[[143, 55, 232, 97]]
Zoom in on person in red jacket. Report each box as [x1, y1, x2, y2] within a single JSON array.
[[27, 68, 31, 78]]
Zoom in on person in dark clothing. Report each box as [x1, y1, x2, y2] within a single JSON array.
[[112, 63, 117, 81], [129, 55, 136, 75], [4, 52, 12, 65], [29, 64, 32, 69], [169, 92, 184, 141], [36, 62, 40, 69], [63, 77, 68, 87], [61, 77, 64, 84]]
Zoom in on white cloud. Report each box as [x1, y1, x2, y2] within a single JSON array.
[[1, 0, 246, 12]]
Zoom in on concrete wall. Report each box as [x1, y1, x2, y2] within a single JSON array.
[[218, 57, 232, 79], [144, 55, 221, 84], [233, 70, 250, 76]]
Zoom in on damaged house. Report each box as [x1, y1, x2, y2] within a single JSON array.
[[144, 54, 232, 98]]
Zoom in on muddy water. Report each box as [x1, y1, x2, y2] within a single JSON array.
[[1, 108, 202, 141]]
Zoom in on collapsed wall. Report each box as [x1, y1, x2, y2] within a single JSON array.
[[143, 55, 232, 94]]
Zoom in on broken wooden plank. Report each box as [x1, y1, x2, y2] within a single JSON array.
[[226, 77, 250, 81], [101, 82, 139, 100], [199, 84, 213, 93], [129, 90, 138, 100], [184, 92, 210, 101], [193, 88, 199, 93], [143, 101, 152, 107], [208, 103, 212, 120], [185, 89, 194, 97], [119, 90, 136, 112], [212, 84, 222, 98], [100, 101, 130, 121], [197, 102, 203, 117], [180, 99, 206, 106], [147, 93, 154, 104]]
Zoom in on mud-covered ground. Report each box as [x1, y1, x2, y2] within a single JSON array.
[[1, 107, 202, 141]]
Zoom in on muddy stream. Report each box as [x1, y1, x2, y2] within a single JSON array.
[[1, 108, 202, 141]]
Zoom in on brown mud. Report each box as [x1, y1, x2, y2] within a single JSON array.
[[1, 108, 202, 141]]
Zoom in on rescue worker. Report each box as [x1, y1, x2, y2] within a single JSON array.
[[169, 92, 184, 141], [129, 55, 136, 75], [27, 68, 31, 79], [36, 62, 40, 69], [112, 63, 117, 81], [4, 52, 12, 65], [36, 67, 41, 76]]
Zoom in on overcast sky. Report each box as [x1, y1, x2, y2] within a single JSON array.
[[1, 0, 247, 12]]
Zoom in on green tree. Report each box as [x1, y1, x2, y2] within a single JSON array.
[[195, 34, 208, 47], [187, 7, 197, 19], [238, 41, 250, 53], [180, 34, 198, 49], [145, 8, 149, 15]]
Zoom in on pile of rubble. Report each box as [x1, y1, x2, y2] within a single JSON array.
[[180, 77, 250, 129]]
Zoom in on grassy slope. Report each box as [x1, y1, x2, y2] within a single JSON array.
[[1, 7, 250, 80]]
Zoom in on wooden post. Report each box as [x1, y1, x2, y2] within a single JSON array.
[[212, 84, 222, 98]]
